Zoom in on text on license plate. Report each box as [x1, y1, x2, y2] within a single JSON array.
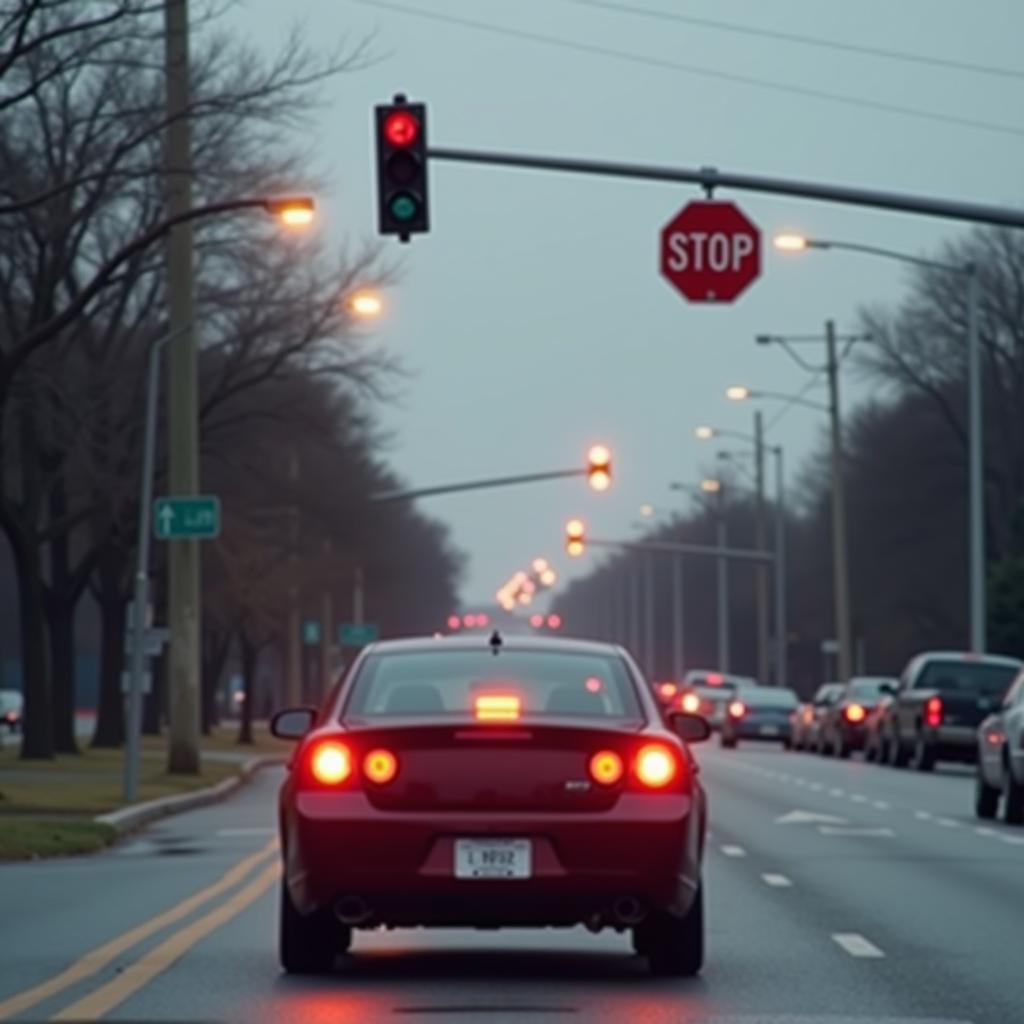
[[760, 725, 780, 736], [454, 838, 532, 879]]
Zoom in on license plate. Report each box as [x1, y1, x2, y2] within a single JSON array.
[[454, 838, 531, 879], [760, 725, 780, 736]]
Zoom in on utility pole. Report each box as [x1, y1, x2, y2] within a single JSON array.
[[628, 559, 641, 657], [772, 447, 788, 686], [320, 540, 334, 699], [353, 565, 365, 626], [285, 451, 301, 705], [671, 552, 685, 681], [716, 487, 730, 672], [753, 410, 770, 682], [965, 263, 985, 652], [643, 550, 656, 678], [164, 0, 199, 774], [826, 320, 854, 682]]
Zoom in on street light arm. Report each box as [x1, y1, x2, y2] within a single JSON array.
[[777, 337, 824, 373], [4, 197, 300, 399], [372, 467, 585, 503], [752, 389, 830, 413], [809, 238, 964, 274]]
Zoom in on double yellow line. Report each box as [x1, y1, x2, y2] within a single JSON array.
[[0, 838, 280, 1022]]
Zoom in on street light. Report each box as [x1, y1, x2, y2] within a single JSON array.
[[348, 289, 384, 319], [725, 385, 751, 402], [774, 231, 985, 653], [700, 477, 722, 493], [264, 196, 316, 228]]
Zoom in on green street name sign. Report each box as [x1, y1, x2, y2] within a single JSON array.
[[154, 496, 221, 540], [339, 622, 379, 647], [302, 620, 322, 646]]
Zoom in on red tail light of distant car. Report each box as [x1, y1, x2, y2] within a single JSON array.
[[681, 692, 701, 714], [728, 700, 747, 719], [925, 696, 943, 728], [589, 750, 625, 786], [634, 744, 678, 789], [309, 740, 353, 785]]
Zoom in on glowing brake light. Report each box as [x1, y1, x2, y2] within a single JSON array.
[[363, 748, 398, 785], [728, 700, 747, 719], [658, 682, 678, 702], [844, 703, 867, 723], [635, 744, 677, 788], [475, 694, 521, 722], [310, 741, 352, 785], [589, 750, 624, 785], [706, 673, 724, 686], [681, 692, 701, 714], [925, 696, 943, 728]]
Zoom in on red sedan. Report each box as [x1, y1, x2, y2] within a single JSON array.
[[271, 633, 710, 977]]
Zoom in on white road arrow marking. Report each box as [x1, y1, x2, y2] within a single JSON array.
[[832, 932, 885, 958], [775, 809, 849, 826]]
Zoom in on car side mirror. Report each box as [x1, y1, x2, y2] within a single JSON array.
[[668, 711, 712, 744], [270, 707, 317, 739], [879, 683, 897, 696]]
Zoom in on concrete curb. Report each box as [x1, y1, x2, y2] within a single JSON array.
[[95, 754, 288, 836]]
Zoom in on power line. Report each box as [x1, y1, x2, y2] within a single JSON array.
[[352, 0, 1024, 141], [575, 0, 1024, 83], [766, 372, 826, 431]]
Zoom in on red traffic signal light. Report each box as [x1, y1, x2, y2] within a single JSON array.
[[375, 96, 429, 241], [565, 518, 586, 557], [587, 445, 612, 492]]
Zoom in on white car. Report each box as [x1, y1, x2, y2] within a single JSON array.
[[0, 689, 23, 732], [976, 668, 1024, 825]]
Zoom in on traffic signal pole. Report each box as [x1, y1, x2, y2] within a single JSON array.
[[371, 467, 588, 503], [427, 147, 1024, 229]]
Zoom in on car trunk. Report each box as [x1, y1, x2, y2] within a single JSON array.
[[340, 719, 645, 813]]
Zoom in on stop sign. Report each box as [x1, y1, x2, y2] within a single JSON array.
[[660, 201, 761, 303]]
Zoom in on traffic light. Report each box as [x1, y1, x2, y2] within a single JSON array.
[[565, 518, 586, 557], [587, 445, 612, 492], [375, 95, 429, 241]]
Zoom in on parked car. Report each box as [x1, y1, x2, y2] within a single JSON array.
[[0, 689, 23, 733], [818, 676, 899, 758], [720, 686, 800, 748], [975, 668, 1024, 824], [884, 652, 1023, 771]]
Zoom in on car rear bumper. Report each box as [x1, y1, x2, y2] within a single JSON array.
[[725, 720, 792, 741], [924, 725, 979, 761], [281, 790, 702, 926]]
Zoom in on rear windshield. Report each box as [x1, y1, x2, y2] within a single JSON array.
[[692, 685, 731, 701], [916, 661, 1020, 698], [342, 649, 644, 723], [741, 687, 799, 709], [847, 678, 894, 699]]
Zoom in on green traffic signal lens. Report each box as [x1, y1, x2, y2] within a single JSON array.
[[389, 193, 419, 222]]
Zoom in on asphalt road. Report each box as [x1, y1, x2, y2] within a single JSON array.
[[1, 742, 1021, 1024]]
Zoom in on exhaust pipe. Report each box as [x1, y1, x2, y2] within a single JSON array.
[[611, 897, 647, 926], [334, 895, 373, 926]]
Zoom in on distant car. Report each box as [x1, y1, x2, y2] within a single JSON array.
[[884, 652, 1023, 770], [818, 677, 899, 759], [801, 683, 844, 754], [272, 634, 710, 977], [975, 668, 1024, 824], [0, 689, 23, 733], [789, 701, 816, 751], [677, 682, 740, 731], [720, 686, 799, 748]]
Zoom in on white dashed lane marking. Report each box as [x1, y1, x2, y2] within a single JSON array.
[[914, 810, 933, 820], [720, 844, 747, 858], [850, 794, 868, 803], [832, 932, 886, 958], [935, 817, 961, 828], [873, 801, 890, 810], [216, 827, 276, 837], [761, 873, 793, 887]]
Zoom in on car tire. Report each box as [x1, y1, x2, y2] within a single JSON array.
[[782, 738, 792, 751], [641, 886, 704, 977], [864, 737, 877, 763], [911, 734, 937, 772], [817, 734, 832, 757], [279, 881, 346, 974], [835, 737, 851, 759], [720, 735, 736, 749], [975, 770, 1000, 820], [1005, 760, 1024, 825]]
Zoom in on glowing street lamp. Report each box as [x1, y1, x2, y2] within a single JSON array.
[[773, 233, 808, 252], [701, 478, 722, 494], [264, 196, 315, 228], [348, 289, 384, 319], [694, 425, 717, 440], [726, 385, 752, 402]]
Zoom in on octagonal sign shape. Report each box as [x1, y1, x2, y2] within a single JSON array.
[[660, 200, 761, 303]]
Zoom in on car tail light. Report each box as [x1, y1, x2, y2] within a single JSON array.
[[657, 682, 678, 702], [310, 741, 352, 785], [475, 694, 521, 722], [728, 700, 746, 719], [589, 750, 624, 785], [634, 744, 677, 788], [844, 703, 867, 723], [363, 748, 398, 785], [706, 672, 724, 685], [925, 696, 943, 728], [681, 692, 701, 714]]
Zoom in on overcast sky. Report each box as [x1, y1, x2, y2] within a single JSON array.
[[228, 0, 1024, 616]]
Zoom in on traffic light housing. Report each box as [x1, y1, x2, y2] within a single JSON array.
[[587, 445, 612, 492], [375, 96, 429, 241], [565, 518, 586, 557]]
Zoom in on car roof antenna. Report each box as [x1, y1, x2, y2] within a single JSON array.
[[489, 630, 503, 656]]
